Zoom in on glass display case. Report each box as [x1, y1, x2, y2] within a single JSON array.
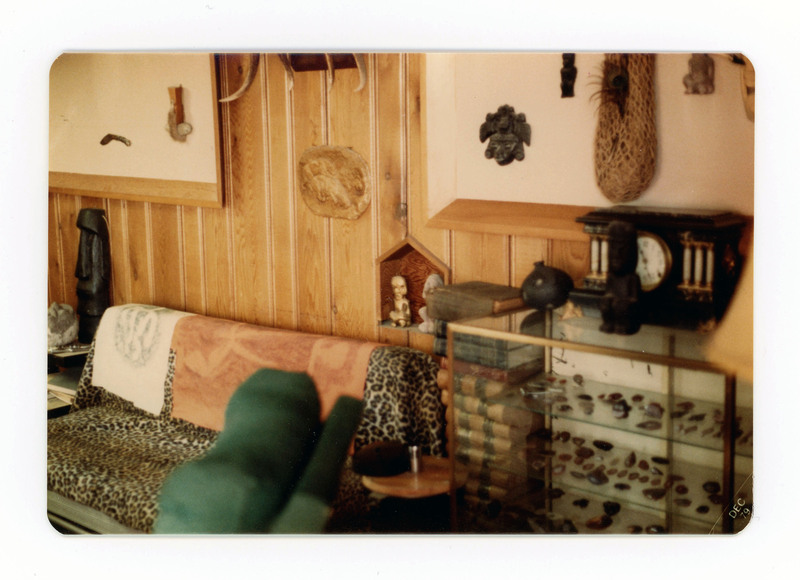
[[446, 308, 753, 534]]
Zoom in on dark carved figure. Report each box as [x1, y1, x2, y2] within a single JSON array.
[[75, 208, 111, 343], [683, 53, 715, 95], [479, 104, 531, 166], [600, 221, 642, 335], [560, 53, 577, 98]]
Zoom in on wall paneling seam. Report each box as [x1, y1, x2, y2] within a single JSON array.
[[175, 205, 187, 311], [322, 69, 335, 332], [286, 63, 300, 330], [367, 54, 382, 339], [144, 203, 155, 304], [54, 194, 66, 304], [222, 56, 238, 318], [118, 199, 130, 304], [399, 53, 409, 240], [260, 53, 277, 325]]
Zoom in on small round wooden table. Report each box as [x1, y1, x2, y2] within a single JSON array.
[[361, 456, 460, 499]]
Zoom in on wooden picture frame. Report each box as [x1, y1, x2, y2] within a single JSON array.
[[49, 53, 223, 208]]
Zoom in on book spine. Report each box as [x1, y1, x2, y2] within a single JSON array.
[[452, 331, 529, 352], [453, 373, 509, 398], [433, 336, 448, 357], [427, 292, 495, 321], [437, 316, 537, 349], [455, 409, 528, 440], [491, 296, 526, 314], [452, 358, 541, 385], [450, 340, 540, 369], [453, 392, 536, 428]]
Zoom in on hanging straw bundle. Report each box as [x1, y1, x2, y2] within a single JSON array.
[[594, 53, 657, 203]]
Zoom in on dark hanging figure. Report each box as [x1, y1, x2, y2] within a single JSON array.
[[560, 53, 577, 98], [75, 208, 111, 343], [600, 221, 642, 335]]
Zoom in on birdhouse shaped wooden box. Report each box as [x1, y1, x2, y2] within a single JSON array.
[[377, 238, 450, 327]]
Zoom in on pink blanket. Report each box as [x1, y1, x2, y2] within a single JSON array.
[[170, 315, 381, 432]]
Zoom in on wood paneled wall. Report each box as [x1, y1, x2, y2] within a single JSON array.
[[47, 53, 589, 353]]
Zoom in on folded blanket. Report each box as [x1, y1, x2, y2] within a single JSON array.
[[92, 305, 194, 415], [169, 315, 380, 431]]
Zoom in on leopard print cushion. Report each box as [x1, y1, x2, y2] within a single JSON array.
[[47, 406, 217, 532], [48, 343, 218, 532], [48, 343, 444, 533], [328, 346, 446, 531], [355, 346, 445, 456]]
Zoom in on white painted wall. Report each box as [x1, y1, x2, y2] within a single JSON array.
[[49, 53, 218, 184], [426, 53, 755, 216]]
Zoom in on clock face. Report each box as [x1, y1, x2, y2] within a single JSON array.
[[636, 231, 672, 292]]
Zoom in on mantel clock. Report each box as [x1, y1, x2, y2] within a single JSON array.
[[572, 206, 749, 329]]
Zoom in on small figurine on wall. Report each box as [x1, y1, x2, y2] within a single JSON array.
[[75, 208, 111, 343], [389, 275, 412, 328], [600, 221, 642, 335], [479, 104, 531, 166], [418, 273, 445, 334], [560, 53, 577, 98], [683, 53, 715, 95]]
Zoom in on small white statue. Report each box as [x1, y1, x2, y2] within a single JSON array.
[[389, 275, 411, 328], [418, 273, 444, 334]]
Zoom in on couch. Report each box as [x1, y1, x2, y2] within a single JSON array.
[[47, 304, 445, 534]]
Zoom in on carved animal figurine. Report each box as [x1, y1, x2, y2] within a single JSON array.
[[389, 275, 412, 328], [600, 221, 642, 335]]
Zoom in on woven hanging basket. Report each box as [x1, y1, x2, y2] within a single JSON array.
[[594, 54, 657, 203]]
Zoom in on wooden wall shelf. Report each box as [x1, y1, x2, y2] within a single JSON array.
[[426, 199, 593, 242]]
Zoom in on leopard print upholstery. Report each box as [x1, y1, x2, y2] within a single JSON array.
[[327, 347, 446, 532], [355, 346, 445, 456], [48, 342, 444, 533], [48, 343, 218, 532]]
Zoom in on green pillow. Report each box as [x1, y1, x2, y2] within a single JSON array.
[[154, 368, 363, 534], [155, 369, 320, 533]]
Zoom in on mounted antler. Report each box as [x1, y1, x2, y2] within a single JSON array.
[[278, 53, 367, 92], [353, 53, 367, 91], [219, 54, 260, 103]]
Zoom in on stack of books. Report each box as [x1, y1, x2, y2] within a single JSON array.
[[452, 372, 546, 511], [435, 313, 544, 385], [429, 282, 549, 523]]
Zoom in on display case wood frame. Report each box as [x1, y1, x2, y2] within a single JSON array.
[[446, 311, 747, 534], [377, 237, 450, 328]]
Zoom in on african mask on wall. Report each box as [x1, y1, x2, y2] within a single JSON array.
[[479, 104, 531, 166]]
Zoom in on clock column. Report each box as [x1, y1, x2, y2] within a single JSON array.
[[678, 233, 714, 301]]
